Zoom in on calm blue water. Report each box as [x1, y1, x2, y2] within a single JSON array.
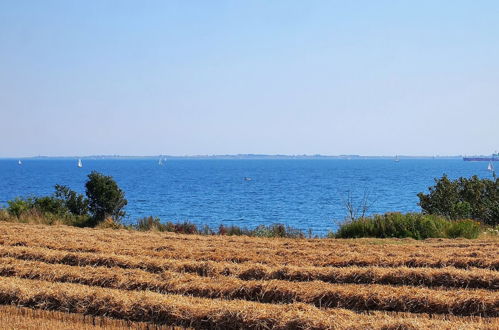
[[0, 159, 493, 235]]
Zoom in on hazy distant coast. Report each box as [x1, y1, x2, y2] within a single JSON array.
[[7, 154, 464, 160]]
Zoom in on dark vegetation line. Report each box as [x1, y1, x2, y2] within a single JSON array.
[[1, 172, 498, 239]]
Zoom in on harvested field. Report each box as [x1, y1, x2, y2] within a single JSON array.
[[0, 222, 497, 329], [2, 224, 498, 268]]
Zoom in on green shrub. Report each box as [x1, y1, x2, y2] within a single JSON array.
[[0, 209, 9, 222], [218, 224, 249, 236], [7, 198, 34, 217], [251, 224, 304, 238], [54, 185, 88, 216], [32, 196, 67, 216], [3, 205, 91, 227], [135, 216, 164, 231], [64, 214, 94, 227], [173, 221, 198, 234], [446, 219, 481, 239], [418, 175, 499, 226], [135, 217, 200, 234], [200, 224, 214, 235], [335, 212, 480, 239]]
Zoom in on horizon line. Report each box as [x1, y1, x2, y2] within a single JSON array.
[[0, 153, 471, 159]]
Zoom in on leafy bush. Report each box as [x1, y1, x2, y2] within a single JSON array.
[[218, 224, 250, 236], [199, 224, 214, 235], [136, 216, 165, 231], [418, 175, 499, 226], [9, 195, 71, 218], [0, 209, 9, 221], [32, 196, 68, 216], [3, 205, 91, 226], [135, 217, 199, 234], [334, 212, 481, 239], [446, 219, 482, 239], [85, 171, 127, 225], [172, 221, 198, 234], [251, 224, 305, 238], [54, 185, 88, 216], [7, 198, 34, 217]]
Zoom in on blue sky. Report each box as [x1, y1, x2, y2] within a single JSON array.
[[1, 1, 498, 157]]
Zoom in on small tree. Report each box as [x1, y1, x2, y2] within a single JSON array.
[[85, 171, 127, 224]]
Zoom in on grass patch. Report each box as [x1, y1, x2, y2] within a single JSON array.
[[334, 213, 482, 239]]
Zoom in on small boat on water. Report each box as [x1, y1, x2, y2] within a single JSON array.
[[244, 177, 252, 181], [488, 161, 495, 172], [158, 156, 165, 166], [488, 161, 497, 179], [394, 155, 400, 162], [18, 160, 22, 165], [77, 159, 83, 168]]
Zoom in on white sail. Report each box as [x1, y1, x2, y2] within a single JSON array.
[[158, 156, 163, 165], [394, 155, 400, 162], [18, 160, 22, 165], [488, 161, 494, 172], [77, 159, 83, 168]]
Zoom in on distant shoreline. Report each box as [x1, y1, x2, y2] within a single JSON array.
[[1, 154, 464, 160]]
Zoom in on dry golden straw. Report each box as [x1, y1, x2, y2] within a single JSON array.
[[0, 222, 498, 329]]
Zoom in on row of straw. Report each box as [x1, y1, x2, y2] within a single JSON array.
[[2, 223, 497, 267], [0, 245, 499, 272], [0, 257, 497, 316], [0, 276, 496, 329], [0, 247, 497, 290]]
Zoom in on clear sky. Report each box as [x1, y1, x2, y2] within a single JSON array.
[[1, 1, 498, 157]]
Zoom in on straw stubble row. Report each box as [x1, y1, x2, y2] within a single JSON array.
[[0, 276, 496, 329], [1, 223, 497, 268], [0, 245, 497, 289], [0, 257, 496, 316]]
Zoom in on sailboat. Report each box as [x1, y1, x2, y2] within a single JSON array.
[[488, 161, 494, 172], [488, 161, 497, 179], [394, 155, 400, 162], [77, 159, 83, 168], [18, 160, 22, 165], [158, 156, 164, 166]]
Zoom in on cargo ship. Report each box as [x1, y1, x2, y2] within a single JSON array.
[[463, 152, 499, 161]]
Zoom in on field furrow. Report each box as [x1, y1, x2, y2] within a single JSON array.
[[0, 257, 497, 316], [0, 250, 497, 290], [1, 223, 497, 268], [1, 244, 497, 279], [0, 276, 496, 329]]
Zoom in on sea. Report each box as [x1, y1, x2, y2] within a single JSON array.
[[0, 158, 494, 236]]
